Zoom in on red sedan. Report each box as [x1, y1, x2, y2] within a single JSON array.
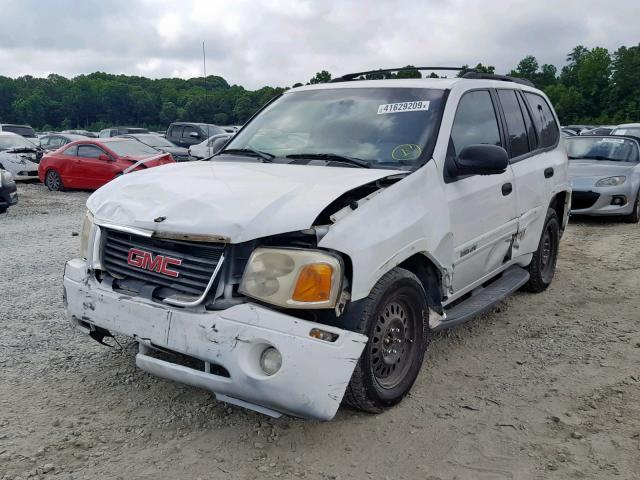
[[38, 138, 175, 191]]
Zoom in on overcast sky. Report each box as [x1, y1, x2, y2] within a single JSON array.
[[1, 0, 638, 89]]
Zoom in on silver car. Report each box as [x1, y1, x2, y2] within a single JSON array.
[[567, 135, 640, 222], [0, 132, 41, 180]]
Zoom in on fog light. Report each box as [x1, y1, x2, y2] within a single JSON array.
[[259, 347, 282, 376], [611, 196, 627, 206]]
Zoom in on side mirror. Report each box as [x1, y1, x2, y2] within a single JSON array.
[[189, 132, 200, 139], [448, 144, 509, 177], [98, 153, 112, 162]]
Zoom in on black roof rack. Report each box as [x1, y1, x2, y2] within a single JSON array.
[[331, 66, 468, 82], [461, 71, 534, 87], [330, 66, 536, 88]]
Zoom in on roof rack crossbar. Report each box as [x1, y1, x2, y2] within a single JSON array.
[[331, 66, 469, 82], [461, 72, 535, 87]]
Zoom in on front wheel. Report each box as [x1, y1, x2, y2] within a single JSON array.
[[523, 208, 560, 293], [343, 268, 428, 413], [45, 169, 64, 191]]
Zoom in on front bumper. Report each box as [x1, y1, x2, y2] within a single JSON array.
[[63, 258, 367, 420], [570, 187, 636, 216]]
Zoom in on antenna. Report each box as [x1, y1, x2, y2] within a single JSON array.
[[202, 41, 211, 158]]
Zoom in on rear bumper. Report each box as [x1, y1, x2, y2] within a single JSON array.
[[63, 258, 367, 420]]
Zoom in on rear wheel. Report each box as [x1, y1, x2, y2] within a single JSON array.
[[45, 170, 64, 191], [622, 189, 640, 223], [523, 208, 560, 293], [343, 268, 428, 413]]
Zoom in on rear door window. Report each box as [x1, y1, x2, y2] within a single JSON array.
[[497, 89, 529, 158], [524, 92, 559, 148], [450, 90, 501, 156], [168, 125, 182, 138]]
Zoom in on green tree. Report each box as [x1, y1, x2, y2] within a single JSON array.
[[309, 70, 332, 84]]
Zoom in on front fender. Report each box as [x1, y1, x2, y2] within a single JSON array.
[[319, 161, 452, 301]]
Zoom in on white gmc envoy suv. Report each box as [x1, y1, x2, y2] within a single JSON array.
[[64, 68, 570, 420]]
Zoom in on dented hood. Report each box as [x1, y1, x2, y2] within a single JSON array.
[[87, 160, 402, 243]]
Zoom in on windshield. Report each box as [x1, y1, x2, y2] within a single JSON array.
[[612, 127, 640, 138], [0, 134, 37, 151], [566, 137, 639, 162], [224, 87, 446, 168], [134, 134, 174, 148], [106, 140, 160, 157]]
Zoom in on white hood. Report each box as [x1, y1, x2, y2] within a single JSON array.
[[87, 160, 403, 243]]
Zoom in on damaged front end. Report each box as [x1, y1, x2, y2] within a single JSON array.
[[64, 171, 406, 420]]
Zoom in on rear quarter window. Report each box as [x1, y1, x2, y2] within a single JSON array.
[[524, 92, 559, 148]]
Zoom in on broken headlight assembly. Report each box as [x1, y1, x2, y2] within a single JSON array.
[[239, 247, 342, 309], [79, 210, 95, 259]]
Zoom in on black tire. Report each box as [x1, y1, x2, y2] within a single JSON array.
[[622, 190, 640, 223], [523, 208, 560, 293], [45, 169, 64, 191], [343, 268, 429, 413]]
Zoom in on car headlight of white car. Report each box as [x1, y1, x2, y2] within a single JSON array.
[[79, 210, 95, 259], [239, 247, 342, 309], [595, 176, 626, 187]]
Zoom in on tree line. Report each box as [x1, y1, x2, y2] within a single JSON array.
[[0, 43, 638, 131]]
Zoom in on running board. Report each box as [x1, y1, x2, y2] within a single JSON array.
[[433, 266, 530, 332]]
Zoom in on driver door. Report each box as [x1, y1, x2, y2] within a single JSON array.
[[444, 90, 518, 294], [75, 144, 114, 189]]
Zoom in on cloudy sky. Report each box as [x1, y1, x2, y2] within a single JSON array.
[[1, 0, 638, 89]]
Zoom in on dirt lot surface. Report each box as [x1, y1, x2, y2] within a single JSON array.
[[1, 183, 639, 480]]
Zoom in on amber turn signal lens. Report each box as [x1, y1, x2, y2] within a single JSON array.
[[292, 263, 333, 302]]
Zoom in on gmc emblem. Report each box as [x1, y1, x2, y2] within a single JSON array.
[[127, 248, 182, 278]]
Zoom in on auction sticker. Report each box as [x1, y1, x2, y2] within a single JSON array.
[[377, 100, 430, 114], [600, 138, 625, 143]]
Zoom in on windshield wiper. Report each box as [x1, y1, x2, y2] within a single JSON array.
[[219, 148, 274, 162], [285, 153, 370, 168]]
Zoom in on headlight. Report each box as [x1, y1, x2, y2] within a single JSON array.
[[239, 248, 342, 308], [79, 210, 95, 259], [595, 176, 626, 187]]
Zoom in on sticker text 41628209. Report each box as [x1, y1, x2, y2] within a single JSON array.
[[377, 100, 430, 115]]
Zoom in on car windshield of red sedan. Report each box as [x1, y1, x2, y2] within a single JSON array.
[[566, 137, 639, 162], [106, 140, 160, 157]]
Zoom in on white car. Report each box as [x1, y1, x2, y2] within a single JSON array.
[[64, 69, 570, 420], [188, 133, 233, 159], [0, 132, 41, 180]]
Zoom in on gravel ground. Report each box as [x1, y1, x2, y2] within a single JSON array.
[[1, 182, 639, 480]]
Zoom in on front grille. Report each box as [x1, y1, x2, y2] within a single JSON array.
[[101, 228, 224, 297], [571, 191, 600, 210]]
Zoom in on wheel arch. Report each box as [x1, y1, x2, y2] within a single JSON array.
[[395, 253, 445, 315], [549, 190, 570, 235]]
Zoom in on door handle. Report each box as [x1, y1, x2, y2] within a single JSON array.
[[502, 182, 513, 196], [544, 167, 554, 178]]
